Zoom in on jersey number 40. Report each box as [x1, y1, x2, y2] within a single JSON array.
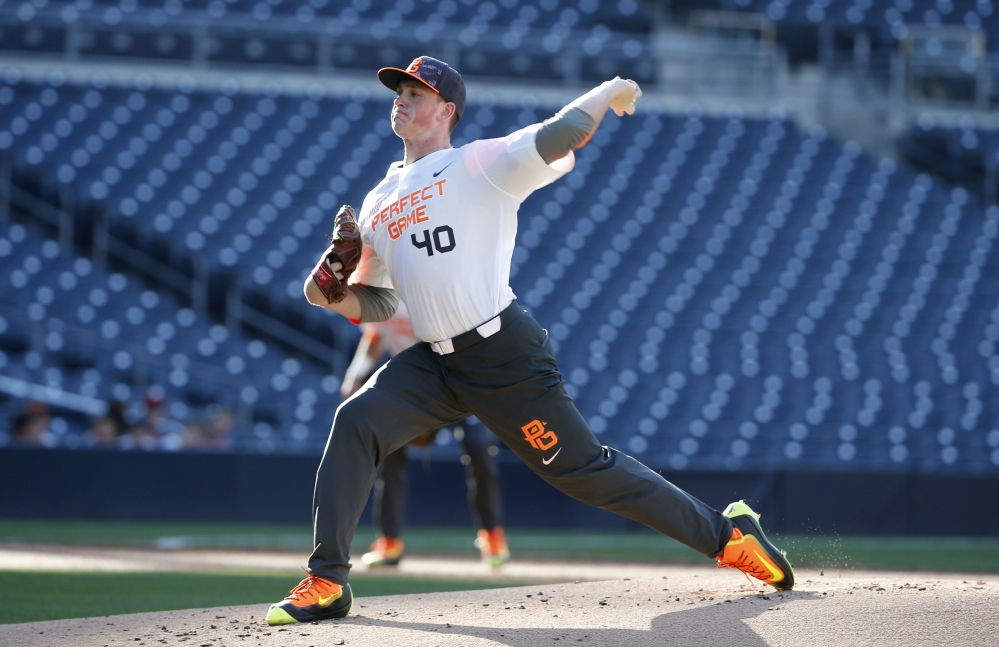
[[411, 226, 456, 256]]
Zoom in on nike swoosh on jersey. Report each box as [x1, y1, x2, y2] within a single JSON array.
[[542, 447, 562, 465], [432, 162, 454, 178]]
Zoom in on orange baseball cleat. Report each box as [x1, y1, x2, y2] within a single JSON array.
[[266, 569, 353, 625], [475, 526, 510, 567], [361, 536, 405, 566], [715, 501, 794, 591]]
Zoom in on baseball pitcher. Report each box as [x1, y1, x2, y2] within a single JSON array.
[[267, 56, 793, 625]]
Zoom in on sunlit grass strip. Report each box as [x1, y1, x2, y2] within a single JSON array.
[[0, 570, 526, 625], [2, 519, 998, 573]]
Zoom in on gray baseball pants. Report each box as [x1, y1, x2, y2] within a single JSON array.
[[309, 302, 733, 584]]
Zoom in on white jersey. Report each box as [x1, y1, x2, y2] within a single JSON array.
[[358, 302, 420, 358], [350, 124, 574, 342]]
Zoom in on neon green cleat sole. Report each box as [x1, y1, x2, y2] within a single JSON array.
[[724, 501, 760, 521], [485, 552, 510, 568], [265, 606, 298, 626]]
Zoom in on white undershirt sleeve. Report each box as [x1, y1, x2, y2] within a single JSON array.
[[473, 124, 575, 202]]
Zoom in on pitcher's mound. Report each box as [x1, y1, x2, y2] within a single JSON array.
[[1, 568, 996, 646]]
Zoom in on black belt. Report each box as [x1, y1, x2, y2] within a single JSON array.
[[429, 301, 523, 355]]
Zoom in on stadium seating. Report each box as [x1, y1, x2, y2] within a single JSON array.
[[897, 116, 998, 198], [709, 0, 999, 51], [0, 0, 655, 83], [22, 0, 652, 31], [1, 65, 998, 474], [0, 220, 339, 451], [0, 213, 341, 453]]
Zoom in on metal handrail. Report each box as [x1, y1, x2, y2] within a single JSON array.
[[1, 172, 339, 371], [0, 303, 234, 393], [0, 374, 108, 417]]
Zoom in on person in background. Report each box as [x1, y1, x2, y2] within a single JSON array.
[[122, 388, 183, 451], [85, 399, 127, 448], [124, 389, 164, 450], [342, 302, 509, 567], [10, 400, 50, 446], [184, 406, 236, 451]]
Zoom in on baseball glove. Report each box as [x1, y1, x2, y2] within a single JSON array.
[[311, 204, 362, 304]]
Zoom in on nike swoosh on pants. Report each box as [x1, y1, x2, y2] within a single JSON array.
[[542, 448, 562, 465]]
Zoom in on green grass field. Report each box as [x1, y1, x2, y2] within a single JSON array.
[[2, 518, 998, 625], [3, 518, 998, 571], [0, 570, 522, 625]]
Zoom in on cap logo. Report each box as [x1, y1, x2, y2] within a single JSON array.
[[406, 56, 443, 88]]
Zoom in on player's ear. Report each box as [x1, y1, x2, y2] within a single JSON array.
[[439, 101, 456, 125]]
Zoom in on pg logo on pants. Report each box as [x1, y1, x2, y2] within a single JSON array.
[[521, 419, 558, 451]]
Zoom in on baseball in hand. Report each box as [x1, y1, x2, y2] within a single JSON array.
[[327, 259, 345, 282], [609, 78, 642, 117]]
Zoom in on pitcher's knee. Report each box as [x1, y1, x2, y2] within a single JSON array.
[[327, 395, 382, 453], [334, 391, 382, 430]]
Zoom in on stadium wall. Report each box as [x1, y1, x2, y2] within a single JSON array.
[[0, 449, 999, 536], [1, 447, 997, 537]]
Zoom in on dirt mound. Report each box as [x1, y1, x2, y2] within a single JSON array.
[[2, 568, 996, 646]]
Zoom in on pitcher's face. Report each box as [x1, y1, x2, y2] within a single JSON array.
[[391, 79, 451, 140]]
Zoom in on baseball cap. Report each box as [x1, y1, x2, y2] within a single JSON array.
[[378, 56, 466, 122]]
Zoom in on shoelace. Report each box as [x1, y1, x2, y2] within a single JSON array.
[[716, 550, 771, 582], [285, 567, 339, 602]]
